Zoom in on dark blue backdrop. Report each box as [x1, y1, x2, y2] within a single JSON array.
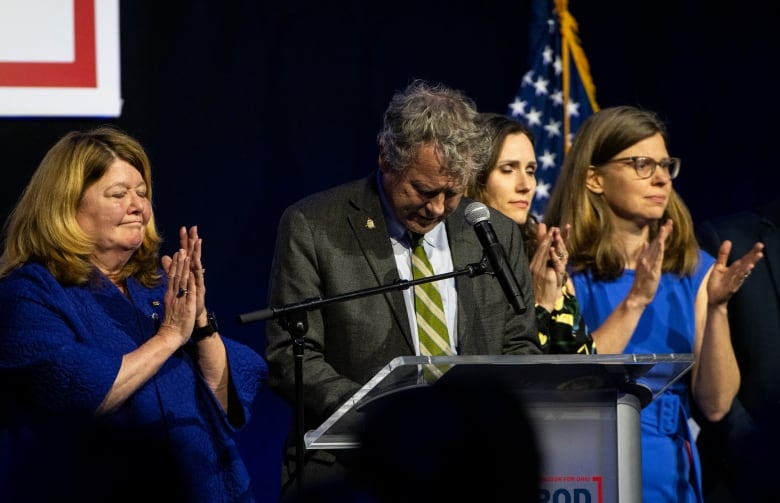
[[0, 1, 775, 501]]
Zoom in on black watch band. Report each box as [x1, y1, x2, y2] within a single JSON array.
[[192, 311, 219, 340]]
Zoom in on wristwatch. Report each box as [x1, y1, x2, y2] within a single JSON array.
[[192, 311, 219, 341]]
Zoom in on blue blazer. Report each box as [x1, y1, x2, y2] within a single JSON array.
[[0, 263, 268, 502]]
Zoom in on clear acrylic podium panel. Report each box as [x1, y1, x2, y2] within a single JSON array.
[[304, 353, 694, 503]]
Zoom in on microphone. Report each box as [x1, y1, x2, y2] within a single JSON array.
[[464, 201, 526, 314]]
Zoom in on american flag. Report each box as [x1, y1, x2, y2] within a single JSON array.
[[508, 0, 599, 220]]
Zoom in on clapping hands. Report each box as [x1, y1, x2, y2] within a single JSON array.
[[160, 226, 208, 341], [707, 239, 764, 306], [530, 223, 570, 312]]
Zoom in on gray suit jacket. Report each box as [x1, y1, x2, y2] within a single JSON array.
[[265, 173, 540, 430]]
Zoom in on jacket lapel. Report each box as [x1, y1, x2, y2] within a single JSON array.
[[347, 174, 414, 351]]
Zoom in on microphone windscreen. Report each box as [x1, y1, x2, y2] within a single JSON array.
[[464, 201, 490, 226]]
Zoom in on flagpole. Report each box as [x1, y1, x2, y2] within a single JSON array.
[[507, 0, 600, 218], [556, 0, 572, 151]]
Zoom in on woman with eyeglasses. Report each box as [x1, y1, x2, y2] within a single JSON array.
[[544, 105, 764, 502]]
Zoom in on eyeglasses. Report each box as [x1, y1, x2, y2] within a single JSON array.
[[603, 156, 681, 179]]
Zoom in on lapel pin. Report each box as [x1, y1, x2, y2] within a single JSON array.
[[366, 218, 375, 229]]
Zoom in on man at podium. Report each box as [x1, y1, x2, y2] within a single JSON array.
[[265, 80, 542, 498]]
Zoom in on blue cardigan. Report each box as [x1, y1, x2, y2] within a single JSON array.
[[0, 262, 268, 502]]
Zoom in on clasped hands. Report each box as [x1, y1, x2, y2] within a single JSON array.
[[160, 226, 208, 343], [530, 223, 570, 313]]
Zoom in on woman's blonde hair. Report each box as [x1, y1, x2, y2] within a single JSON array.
[[0, 126, 162, 286], [544, 106, 699, 280]]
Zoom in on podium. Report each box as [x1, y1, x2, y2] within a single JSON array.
[[304, 353, 694, 503]]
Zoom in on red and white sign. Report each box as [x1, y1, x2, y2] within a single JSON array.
[[0, 0, 121, 117], [540, 474, 604, 503]]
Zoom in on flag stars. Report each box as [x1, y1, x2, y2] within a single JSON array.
[[525, 107, 543, 126], [544, 119, 562, 138], [567, 100, 581, 118], [539, 150, 557, 169], [509, 98, 527, 117], [543, 45, 554, 65], [532, 76, 549, 96], [535, 179, 552, 200], [550, 90, 563, 106], [505, 4, 596, 219]]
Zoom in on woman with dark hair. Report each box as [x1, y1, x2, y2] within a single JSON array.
[[467, 112, 593, 354]]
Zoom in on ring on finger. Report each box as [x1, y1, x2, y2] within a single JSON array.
[[177, 287, 189, 298]]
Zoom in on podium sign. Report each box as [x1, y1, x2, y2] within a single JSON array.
[[304, 353, 694, 503]]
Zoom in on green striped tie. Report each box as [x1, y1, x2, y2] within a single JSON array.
[[411, 233, 452, 380]]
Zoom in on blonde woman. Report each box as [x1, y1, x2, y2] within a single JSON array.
[[544, 106, 764, 502]]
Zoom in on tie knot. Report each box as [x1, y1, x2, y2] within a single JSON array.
[[409, 232, 425, 248]]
